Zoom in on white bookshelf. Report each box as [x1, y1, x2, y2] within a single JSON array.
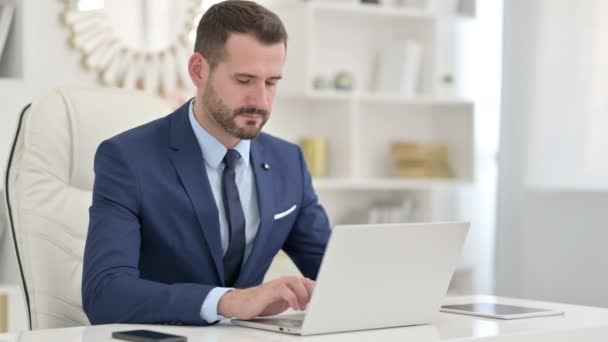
[[0, 285, 27, 334], [263, 1, 476, 284], [265, 0, 475, 224]]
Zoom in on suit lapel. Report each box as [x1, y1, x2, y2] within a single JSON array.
[[239, 138, 274, 283], [168, 104, 224, 284]]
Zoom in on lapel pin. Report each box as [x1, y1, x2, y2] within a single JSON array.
[[262, 163, 270, 170]]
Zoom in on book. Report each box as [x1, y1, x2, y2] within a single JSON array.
[[391, 142, 448, 161], [390, 141, 453, 178], [299, 138, 328, 178], [0, 293, 7, 333], [374, 40, 422, 96], [0, 4, 15, 64]]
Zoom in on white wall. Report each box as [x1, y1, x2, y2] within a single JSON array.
[[496, 0, 608, 307], [523, 1, 608, 191], [459, 0, 502, 295]]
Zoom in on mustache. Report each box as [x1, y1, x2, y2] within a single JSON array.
[[234, 107, 269, 117]]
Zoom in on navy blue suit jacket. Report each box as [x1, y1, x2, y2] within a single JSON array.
[[82, 102, 331, 325]]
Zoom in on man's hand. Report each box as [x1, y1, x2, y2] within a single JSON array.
[[218, 276, 315, 320]]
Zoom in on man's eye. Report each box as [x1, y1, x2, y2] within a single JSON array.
[[266, 81, 277, 87], [237, 79, 250, 84]]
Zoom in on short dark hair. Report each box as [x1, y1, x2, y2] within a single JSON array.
[[194, 0, 288, 69]]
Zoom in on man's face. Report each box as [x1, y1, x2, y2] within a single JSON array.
[[201, 33, 285, 140]]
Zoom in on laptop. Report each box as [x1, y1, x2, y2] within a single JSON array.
[[232, 221, 470, 335]]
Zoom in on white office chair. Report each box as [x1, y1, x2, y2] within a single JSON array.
[[3, 87, 173, 329]]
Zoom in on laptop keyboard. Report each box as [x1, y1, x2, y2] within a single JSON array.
[[252, 313, 305, 328]]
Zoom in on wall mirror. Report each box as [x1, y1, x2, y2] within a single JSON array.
[[61, 0, 203, 95]]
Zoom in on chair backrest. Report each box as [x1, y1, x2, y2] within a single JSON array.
[[4, 87, 173, 329]]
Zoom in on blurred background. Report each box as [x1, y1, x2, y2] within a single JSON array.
[[0, 0, 607, 333]]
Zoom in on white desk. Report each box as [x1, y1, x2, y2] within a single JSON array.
[[8, 296, 608, 342]]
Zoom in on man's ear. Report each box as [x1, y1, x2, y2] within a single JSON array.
[[188, 52, 209, 88]]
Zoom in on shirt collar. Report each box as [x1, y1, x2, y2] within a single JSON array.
[[188, 99, 251, 169]]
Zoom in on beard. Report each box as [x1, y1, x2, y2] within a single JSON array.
[[201, 82, 270, 140]]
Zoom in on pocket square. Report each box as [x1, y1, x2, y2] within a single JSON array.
[[274, 205, 297, 220]]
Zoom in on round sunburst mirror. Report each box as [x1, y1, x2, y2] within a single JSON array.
[[61, 0, 203, 95]]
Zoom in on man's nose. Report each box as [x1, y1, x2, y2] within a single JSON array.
[[246, 83, 270, 110]]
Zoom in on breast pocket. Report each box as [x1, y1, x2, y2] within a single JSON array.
[[274, 204, 297, 220]]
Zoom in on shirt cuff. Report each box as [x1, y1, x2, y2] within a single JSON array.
[[200, 287, 233, 323]]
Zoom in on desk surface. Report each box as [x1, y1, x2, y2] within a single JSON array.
[[8, 296, 608, 342]]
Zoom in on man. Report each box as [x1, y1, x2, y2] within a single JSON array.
[[82, 0, 331, 326]]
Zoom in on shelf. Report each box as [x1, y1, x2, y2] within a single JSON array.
[[279, 90, 473, 107], [0, 285, 26, 334], [275, 1, 474, 20], [313, 178, 471, 191], [0, 77, 24, 86], [308, 2, 435, 19], [358, 92, 473, 106], [279, 90, 353, 102]]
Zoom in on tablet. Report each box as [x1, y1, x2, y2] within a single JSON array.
[[440, 303, 564, 319]]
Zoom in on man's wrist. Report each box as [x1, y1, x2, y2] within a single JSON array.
[[200, 287, 233, 323], [218, 288, 239, 318]]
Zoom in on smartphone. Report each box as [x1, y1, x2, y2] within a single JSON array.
[[112, 329, 187, 342]]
